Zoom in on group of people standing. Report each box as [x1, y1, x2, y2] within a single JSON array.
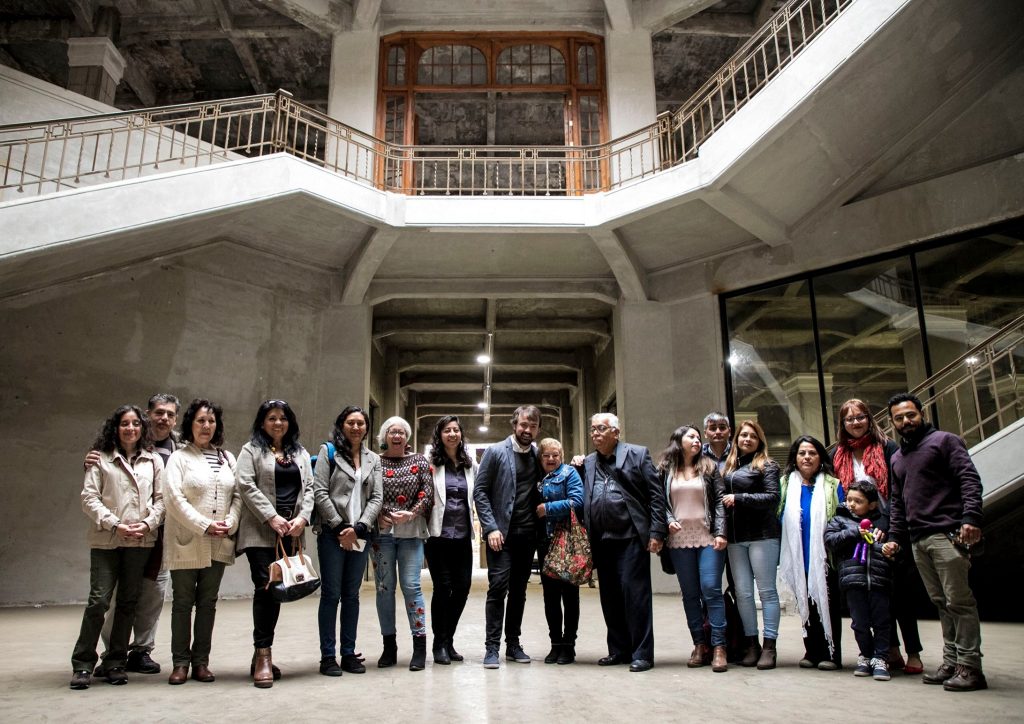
[[69, 391, 988, 694]]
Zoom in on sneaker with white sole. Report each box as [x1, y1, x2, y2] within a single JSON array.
[[871, 658, 891, 681], [854, 655, 872, 677]]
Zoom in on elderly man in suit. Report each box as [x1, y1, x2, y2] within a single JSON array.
[[582, 412, 666, 672], [473, 405, 543, 669]]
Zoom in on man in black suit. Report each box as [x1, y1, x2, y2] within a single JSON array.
[[581, 412, 666, 672]]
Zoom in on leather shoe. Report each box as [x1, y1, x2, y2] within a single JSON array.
[[191, 664, 215, 682], [598, 654, 628, 666], [943, 665, 988, 692], [168, 666, 188, 685], [105, 666, 128, 685], [127, 650, 161, 674], [923, 662, 956, 685], [629, 659, 653, 672]]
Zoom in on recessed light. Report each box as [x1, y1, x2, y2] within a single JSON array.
[[476, 353, 491, 364]]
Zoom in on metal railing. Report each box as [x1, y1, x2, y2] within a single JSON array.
[[877, 313, 1024, 448], [0, 0, 855, 201]]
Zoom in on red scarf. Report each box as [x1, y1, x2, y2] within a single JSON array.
[[833, 435, 888, 500]]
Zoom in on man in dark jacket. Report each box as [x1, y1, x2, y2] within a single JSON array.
[[883, 393, 986, 692], [473, 405, 543, 669], [581, 413, 666, 672]]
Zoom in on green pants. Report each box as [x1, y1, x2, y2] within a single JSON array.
[[170, 563, 226, 667], [912, 533, 983, 669]]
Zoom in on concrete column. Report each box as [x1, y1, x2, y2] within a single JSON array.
[[315, 303, 373, 441], [66, 37, 125, 105], [328, 30, 379, 134], [781, 372, 833, 443], [604, 29, 658, 139]]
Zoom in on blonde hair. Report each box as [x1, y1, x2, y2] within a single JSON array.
[[538, 438, 563, 455]]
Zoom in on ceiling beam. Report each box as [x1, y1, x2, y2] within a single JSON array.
[[0, 19, 72, 43], [658, 13, 756, 38], [705, 186, 790, 246], [603, 0, 634, 30], [367, 278, 620, 305], [209, 0, 268, 94], [67, 0, 98, 34], [253, 0, 342, 36], [121, 56, 157, 107], [352, 0, 381, 30], [372, 317, 611, 340], [639, 0, 720, 33], [402, 381, 578, 393], [397, 349, 578, 373], [342, 228, 400, 305], [587, 228, 648, 302]]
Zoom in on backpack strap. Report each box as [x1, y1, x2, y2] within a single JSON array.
[[325, 441, 337, 475]]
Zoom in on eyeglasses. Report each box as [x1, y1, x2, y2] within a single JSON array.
[[590, 425, 616, 433], [843, 414, 869, 424]]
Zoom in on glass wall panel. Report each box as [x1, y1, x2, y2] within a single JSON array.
[[813, 257, 926, 438], [725, 280, 822, 456]]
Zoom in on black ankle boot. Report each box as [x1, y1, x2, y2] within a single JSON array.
[[557, 643, 576, 665], [544, 642, 562, 664], [378, 635, 398, 668], [409, 635, 427, 671]]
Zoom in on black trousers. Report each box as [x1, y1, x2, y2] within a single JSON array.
[[484, 529, 536, 648], [537, 537, 580, 644], [425, 536, 473, 648], [890, 556, 924, 654], [803, 567, 842, 665], [593, 536, 654, 662], [847, 588, 891, 660], [244, 538, 296, 649]]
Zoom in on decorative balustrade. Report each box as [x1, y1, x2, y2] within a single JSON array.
[[0, 0, 855, 201]]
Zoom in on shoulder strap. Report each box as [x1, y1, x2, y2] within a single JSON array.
[[325, 441, 337, 475]]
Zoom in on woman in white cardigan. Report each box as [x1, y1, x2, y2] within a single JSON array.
[[163, 399, 241, 686], [425, 415, 477, 665]]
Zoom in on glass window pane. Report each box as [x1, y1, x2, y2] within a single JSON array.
[[387, 46, 405, 85], [812, 257, 926, 439], [725, 280, 822, 453], [577, 45, 596, 84]]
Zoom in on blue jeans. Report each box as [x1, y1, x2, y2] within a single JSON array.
[[668, 545, 726, 646], [727, 538, 781, 640], [317, 532, 370, 658], [371, 533, 426, 637]]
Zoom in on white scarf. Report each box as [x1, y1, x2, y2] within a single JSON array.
[[779, 470, 833, 656]]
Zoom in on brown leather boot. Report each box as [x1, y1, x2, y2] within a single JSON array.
[[687, 643, 709, 668], [168, 665, 188, 685], [943, 665, 988, 692], [757, 638, 777, 670], [711, 646, 728, 672], [740, 637, 762, 667], [253, 647, 273, 689]]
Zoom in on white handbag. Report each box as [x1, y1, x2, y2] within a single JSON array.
[[266, 536, 321, 602]]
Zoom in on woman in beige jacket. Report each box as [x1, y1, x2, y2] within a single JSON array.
[[163, 398, 241, 686], [70, 404, 164, 690]]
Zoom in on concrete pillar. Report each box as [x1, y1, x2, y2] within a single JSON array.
[[66, 37, 125, 105], [328, 30, 379, 134], [315, 303, 372, 441], [604, 29, 658, 139], [781, 372, 833, 443]]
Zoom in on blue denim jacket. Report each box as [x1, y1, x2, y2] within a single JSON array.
[[539, 463, 584, 538]]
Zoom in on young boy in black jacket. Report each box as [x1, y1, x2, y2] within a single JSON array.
[[824, 481, 895, 681]]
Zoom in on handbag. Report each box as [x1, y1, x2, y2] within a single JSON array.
[[542, 509, 593, 586], [267, 536, 321, 603]]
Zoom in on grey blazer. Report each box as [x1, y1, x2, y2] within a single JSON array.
[[311, 443, 383, 535], [234, 441, 315, 553], [473, 437, 540, 537]]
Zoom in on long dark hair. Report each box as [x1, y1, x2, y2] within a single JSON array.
[[784, 435, 834, 478], [429, 415, 472, 470], [250, 399, 302, 455], [180, 398, 225, 448], [91, 404, 150, 457], [332, 405, 369, 467], [657, 424, 715, 477]]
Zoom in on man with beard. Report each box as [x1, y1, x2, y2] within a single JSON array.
[[473, 405, 543, 668], [882, 393, 986, 692], [581, 412, 665, 672]]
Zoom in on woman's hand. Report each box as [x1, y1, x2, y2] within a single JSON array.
[[882, 541, 899, 558], [286, 517, 307, 537], [536, 503, 546, 518], [206, 520, 231, 538], [390, 510, 414, 525], [269, 514, 290, 537], [722, 494, 736, 508], [712, 536, 728, 552], [377, 512, 393, 532], [338, 527, 357, 550], [668, 521, 682, 534], [569, 455, 585, 467]]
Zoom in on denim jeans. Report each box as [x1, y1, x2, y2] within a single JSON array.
[[169, 562, 226, 667], [71, 547, 150, 672], [371, 533, 426, 637], [913, 533, 982, 669], [317, 532, 370, 658], [669, 545, 727, 646], [847, 588, 891, 660], [727, 537, 781, 639]]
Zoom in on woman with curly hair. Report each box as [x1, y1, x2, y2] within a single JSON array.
[[163, 398, 242, 686], [235, 399, 314, 688], [425, 415, 477, 664], [372, 416, 434, 671], [70, 405, 164, 690]]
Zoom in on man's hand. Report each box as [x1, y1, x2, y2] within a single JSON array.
[[959, 523, 982, 546], [487, 530, 504, 552], [647, 538, 662, 554]]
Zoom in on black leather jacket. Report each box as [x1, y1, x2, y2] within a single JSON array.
[[723, 455, 780, 543]]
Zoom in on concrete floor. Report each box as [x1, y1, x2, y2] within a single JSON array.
[[5, 572, 1023, 723]]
